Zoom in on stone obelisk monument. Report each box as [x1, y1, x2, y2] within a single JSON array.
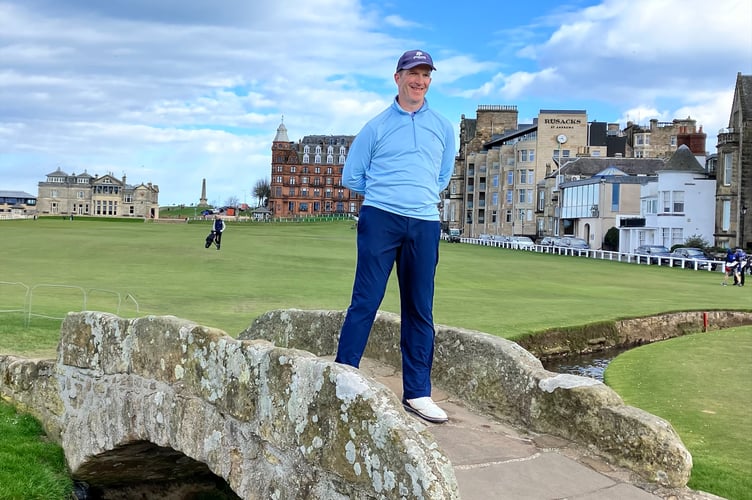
[[198, 178, 208, 207]]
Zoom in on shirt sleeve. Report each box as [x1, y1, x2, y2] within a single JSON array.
[[438, 119, 456, 190], [341, 124, 375, 194]]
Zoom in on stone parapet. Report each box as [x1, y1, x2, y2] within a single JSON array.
[[242, 309, 693, 488], [516, 310, 752, 357], [1, 311, 459, 499]]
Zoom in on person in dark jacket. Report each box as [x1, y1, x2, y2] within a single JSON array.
[[212, 215, 226, 250], [734, 248, 747, 286]]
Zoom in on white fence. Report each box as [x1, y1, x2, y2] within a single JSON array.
[[446, 237, 724, 273], [0, 282, 140, 327]]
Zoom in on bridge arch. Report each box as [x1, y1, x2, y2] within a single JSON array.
[[3, 312, 458, 499], [4, 308, 729, 493], [72, 441, 240, 498]]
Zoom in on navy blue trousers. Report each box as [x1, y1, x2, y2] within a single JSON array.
[[335, 206, 440, 400]]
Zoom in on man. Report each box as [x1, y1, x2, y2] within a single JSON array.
[[335, 49, 456, 424], [722, 248, 737, 286], [212, 215, 226, 250], [734, 248, 747, 286]]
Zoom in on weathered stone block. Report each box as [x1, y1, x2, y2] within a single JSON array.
[[2, 311, 459, 499], [242, 309, 693, 488]]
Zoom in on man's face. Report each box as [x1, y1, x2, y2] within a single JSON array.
[[395, 64, 432, 111]]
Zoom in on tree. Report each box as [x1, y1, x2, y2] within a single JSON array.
[[253, 178, 271, 207], [603, 227, 619, 251], [224, 196, 240, 208], [683, 234, 710, 249]]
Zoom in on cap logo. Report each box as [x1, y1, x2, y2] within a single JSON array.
[[396, 49, 435, 71]]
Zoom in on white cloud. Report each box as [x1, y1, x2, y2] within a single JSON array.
[[383, 14, 420, 28], [434, 55, 499, 85], [0, 0, 408, 203], [1, 0, 749, 204], [461, 0, 750, 149]]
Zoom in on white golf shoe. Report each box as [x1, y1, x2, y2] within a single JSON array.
[[403, 397, 448, 423]]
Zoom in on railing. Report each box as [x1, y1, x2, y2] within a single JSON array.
[[717, 130, 739, 146], [0, 281, 140, 327], [270, 213, 355, 223], [446, 238, 723, 272]]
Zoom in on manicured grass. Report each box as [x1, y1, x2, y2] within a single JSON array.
[[1, 217, 749, 357], [0, 315, 61, 358], [1, 217, 750, 498], [605, 329, 752, 500], [0, 403, 73, 499]]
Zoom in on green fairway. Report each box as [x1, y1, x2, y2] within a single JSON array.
[[1, 217, 749, 357], [1, 217, 750, 499]]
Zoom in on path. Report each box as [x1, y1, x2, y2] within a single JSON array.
[[355, 357, 723, 500]]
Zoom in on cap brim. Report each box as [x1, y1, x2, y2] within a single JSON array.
[[398, 62, 436, 71]]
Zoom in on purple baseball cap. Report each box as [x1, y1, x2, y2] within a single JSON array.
[[396, 50, 436, 72]]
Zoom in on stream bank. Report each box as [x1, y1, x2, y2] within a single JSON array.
[[516, 310, 752, 359], [519, 310, 752, 381]]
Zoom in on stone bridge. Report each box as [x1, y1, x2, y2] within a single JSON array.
[[2, 308, 735, 498]]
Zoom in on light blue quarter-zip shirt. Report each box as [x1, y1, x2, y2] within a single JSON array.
[[342, 97, 456, 221]]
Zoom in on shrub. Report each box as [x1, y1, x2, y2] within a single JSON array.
[[603, 226, 619, 251], [684, 234, 710, 249]]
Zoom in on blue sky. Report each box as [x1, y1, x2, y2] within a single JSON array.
[[1, 0, 750, 206]]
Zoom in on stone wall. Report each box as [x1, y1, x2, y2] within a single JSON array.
[[1, 311, 459, 499], [515, 310, 752, 357], [241, 309, 693, 488]]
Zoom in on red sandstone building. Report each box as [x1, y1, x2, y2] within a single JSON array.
[[269, 121, 363, 219]]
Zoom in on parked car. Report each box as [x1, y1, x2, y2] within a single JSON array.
[[559, 237, 590, 250], [447, 228, 461, 243], [669, 247, 718, 270], [509, 236, 534, 249], [537, 236, 557, 246], [634, 245, 671, 265]]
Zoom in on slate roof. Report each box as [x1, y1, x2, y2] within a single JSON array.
[[593, 166, 628, 177], [0, 190, 35, 198], [551, 157, 664, 178], [738, 73, 752, 120], [659, 144, 705, 173], [539, 109, 586, 115], [484, 123, 537, 149], [46, 168, 68, 177], [273, 121, 290, 142]]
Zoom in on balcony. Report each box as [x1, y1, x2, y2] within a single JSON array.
[[620, 217, 646, 228], [717, 128, 739, 147]]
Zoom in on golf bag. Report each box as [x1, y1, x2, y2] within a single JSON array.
[[205, 231, 216, 248]]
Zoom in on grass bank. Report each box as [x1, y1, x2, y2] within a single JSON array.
[[0, 403, 73, 499], [606, 328, 752, 499]]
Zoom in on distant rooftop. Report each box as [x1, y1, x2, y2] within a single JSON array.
[[0, 190, 35, 198]]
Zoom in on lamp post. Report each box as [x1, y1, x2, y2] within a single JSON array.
[[741, 205, 748, 250]]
